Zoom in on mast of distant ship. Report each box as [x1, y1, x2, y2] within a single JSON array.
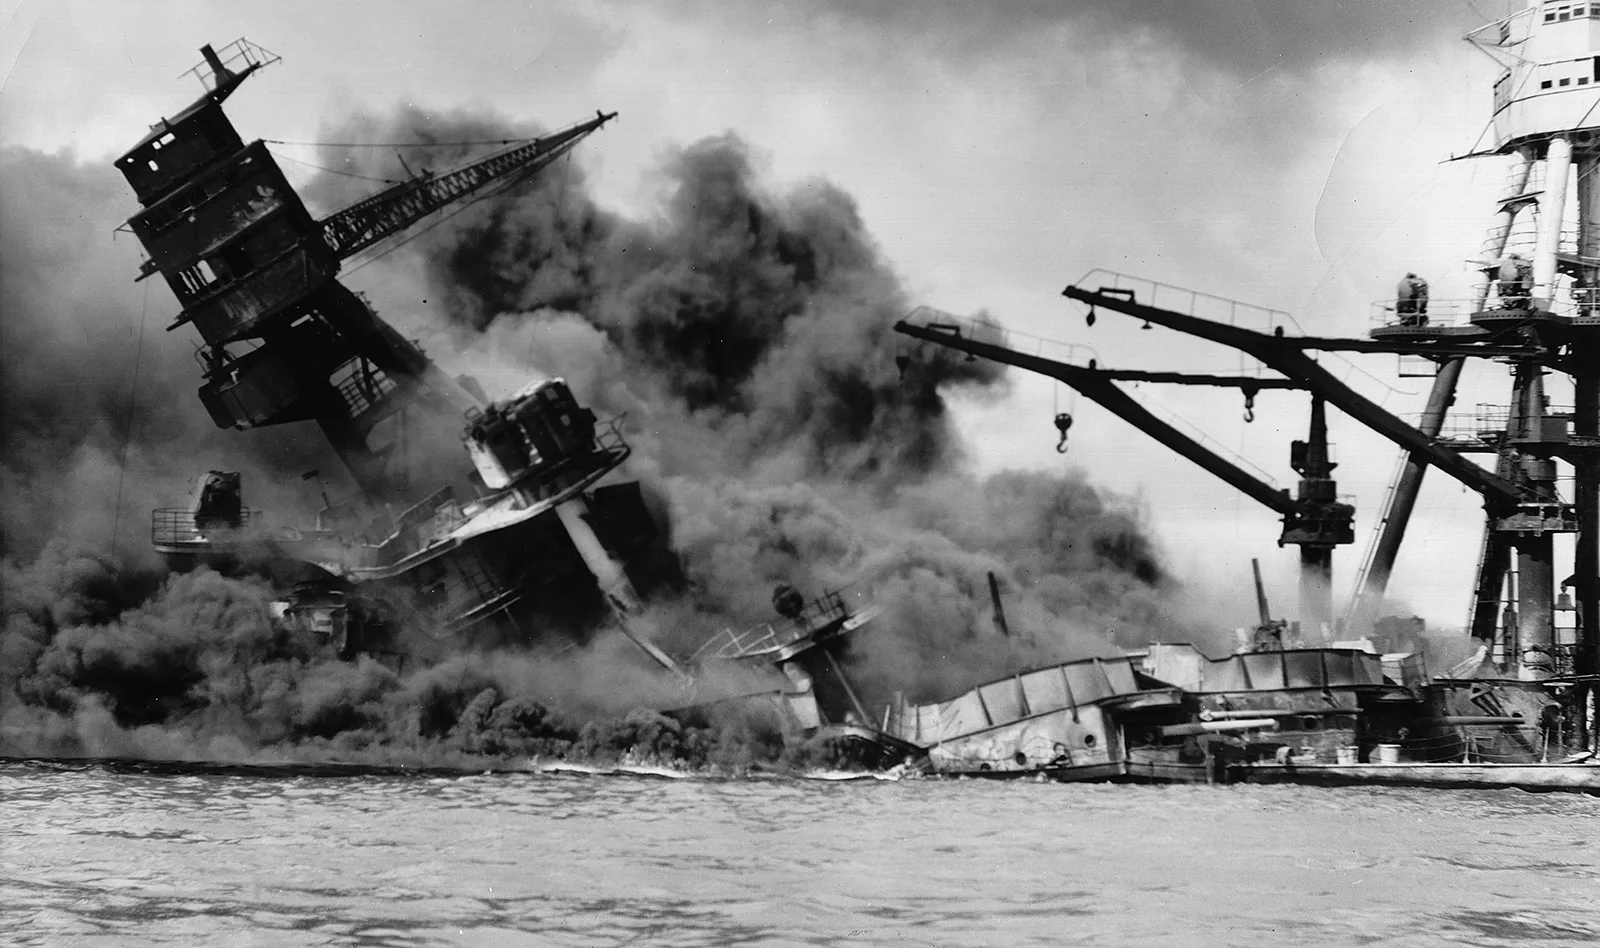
[[1441, 5, 1599, 682]]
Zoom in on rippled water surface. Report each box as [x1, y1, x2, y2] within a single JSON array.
[[2, 760, 1597, 947]]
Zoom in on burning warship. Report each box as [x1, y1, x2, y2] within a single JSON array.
[[114, 40, 913, 761], [108, 12, 1600, 790], [894, 0, 1600, 791], [118, 41, 680, 664]]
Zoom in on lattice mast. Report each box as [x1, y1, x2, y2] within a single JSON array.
[[1450, 2, 1600, 680], [116, 43, 674, 661], [117, 42, 614, 510]]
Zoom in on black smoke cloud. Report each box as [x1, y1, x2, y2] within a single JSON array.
[[310, 110, 997, 483], [321, 108, 1194, 694], [2, 105, 1196, 766], [0, 148, 353, 566]]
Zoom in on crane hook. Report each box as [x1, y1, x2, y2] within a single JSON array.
[[1085, 306, 1096, 327], [1054, 412, 1073, 454], [1242, 390, 1256, 423]]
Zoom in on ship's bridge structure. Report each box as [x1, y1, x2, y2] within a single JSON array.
[[897, 1, 1600, 705], [116, 42, 674, 662], [116, 42, 616, 512]]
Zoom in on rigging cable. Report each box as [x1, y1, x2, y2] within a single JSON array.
[[267, 149, 402, 184], [263, 136, 540, 149], [110, 277, 151, 562], [341, 158, 553, 276]]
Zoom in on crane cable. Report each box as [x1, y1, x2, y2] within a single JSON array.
[[263, 136, 542, 149], [110, 278, 151, 562], [267, 149, 402, 184], [341, 154, 557, 276]]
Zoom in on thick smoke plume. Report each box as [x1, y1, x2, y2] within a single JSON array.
[[2, 106, 1195, 768]]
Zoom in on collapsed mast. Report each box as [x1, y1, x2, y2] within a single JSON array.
[[116, 41, 615, 510], [113, 42, 674, 660]]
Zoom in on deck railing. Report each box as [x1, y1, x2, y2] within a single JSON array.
[[151, 507, 256, 546]]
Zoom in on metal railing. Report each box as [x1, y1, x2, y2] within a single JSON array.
[[152, 507, 255, 546], [1417, 403, 1575, 447], [1426, 403, 1507, 444], [1075, 269, 1303, 338], [182, 38, 280, 91], [691, 590, 858, 662], [1470, 279, 1600, 318], [901, 307, 1101, 368], [332, 357, 399, 421], [499, 416, 631, 506], [1072, 269, 1417, 408], [1368, 298, 1474, 330]]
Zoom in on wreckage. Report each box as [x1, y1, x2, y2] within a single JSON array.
[[120, 41, 678, 667], [115, 27, 1600, 789], [117, 40, 907, 759]]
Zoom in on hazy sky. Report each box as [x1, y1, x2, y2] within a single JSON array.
[[1, 0, 1544, 628]]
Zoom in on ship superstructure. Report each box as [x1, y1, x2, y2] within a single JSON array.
[[118, 42, 671, 663]]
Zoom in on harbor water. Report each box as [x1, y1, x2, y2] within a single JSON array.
[[3, 761, 1598, 947]]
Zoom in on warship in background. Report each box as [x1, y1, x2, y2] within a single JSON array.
[[894, 0, 1600, 792]]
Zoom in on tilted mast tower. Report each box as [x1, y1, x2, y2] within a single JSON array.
[[117, 42, 614, 510], [116, 42, 675, 666]]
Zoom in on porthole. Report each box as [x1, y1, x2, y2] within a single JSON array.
[[1082, 733, 1097, 748]]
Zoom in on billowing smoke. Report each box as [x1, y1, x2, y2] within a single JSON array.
[[2, 105, 1195, 768], [315, 108, 1194, 697], [0, 147, 359, 568]]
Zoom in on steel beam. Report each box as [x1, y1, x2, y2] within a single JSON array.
[[1061, 285, 1526, 509], [894, 321, 1297, 515]]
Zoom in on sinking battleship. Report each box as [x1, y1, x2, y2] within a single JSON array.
[[114, 21, 1600, 789], [894, 1, 1600, 792], [117, 41, 685, 667], [115, 40, 910, 761]]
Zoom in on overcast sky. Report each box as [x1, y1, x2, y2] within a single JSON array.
[[1, 0, 1546, 629]]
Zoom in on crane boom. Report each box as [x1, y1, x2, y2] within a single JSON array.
[[897, 312, 1357, 628], [319, 111, 617, 260], [1061, 283, 1528, 508], [893, 319, 1298, 514]]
